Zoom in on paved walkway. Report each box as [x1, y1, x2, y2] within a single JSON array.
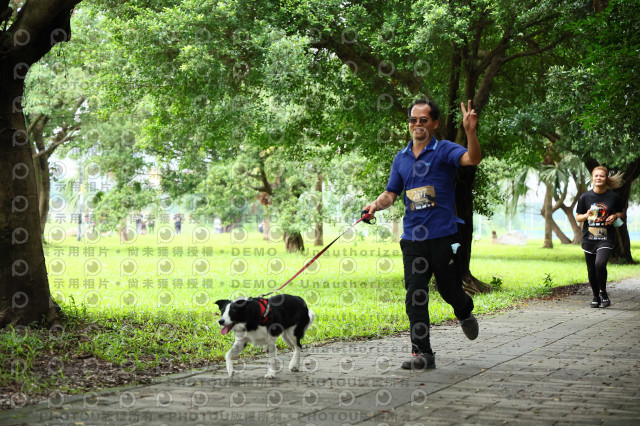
[[2, 278, 640, 425]]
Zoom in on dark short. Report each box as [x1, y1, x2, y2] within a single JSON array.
[[581, 239, 614, 255]]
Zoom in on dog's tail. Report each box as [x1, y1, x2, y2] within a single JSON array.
[[294, 308, 315, 349], [305, 309, 315, 332]]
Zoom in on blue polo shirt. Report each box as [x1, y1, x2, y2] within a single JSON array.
[[386, 137, 467, 240]]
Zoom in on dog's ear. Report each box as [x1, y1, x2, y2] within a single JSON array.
[[215, 299, 231, 312]]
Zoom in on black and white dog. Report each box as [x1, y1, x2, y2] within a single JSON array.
[[215, 294, 314, 378]]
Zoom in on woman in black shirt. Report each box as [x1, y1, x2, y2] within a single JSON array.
[[575, 166, 625, 308]]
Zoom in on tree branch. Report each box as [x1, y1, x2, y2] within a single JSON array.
[[551, 184, 568, 211], [32, 138, 63, 160], [32, 126, 79, 160], [501, 33, 569, 64], [541, 131, 561, 143], [27, 112, 46, 134], [475, 32, 510, 75], [73, 95, 86, 112], [472, 46, 507, 116], [468, 7, 491, 74], [32, 115, 50, 152], [518, 13, 562, 32]]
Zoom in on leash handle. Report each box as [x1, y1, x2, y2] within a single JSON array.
[[260, 214, 369, 298], [361, 210, 376, 225]]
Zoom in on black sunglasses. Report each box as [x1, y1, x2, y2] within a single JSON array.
[[408, 117, 429, 124]]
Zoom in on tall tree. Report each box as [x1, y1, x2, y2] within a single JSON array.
[[547, 0, 640, 263], [0, 0, 82, 327], [197, 147, 323, 252], [508, 150, 589, 248], [538, 152, 589, 247]]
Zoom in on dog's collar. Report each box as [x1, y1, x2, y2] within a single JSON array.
[[255, 298, 270, 324]]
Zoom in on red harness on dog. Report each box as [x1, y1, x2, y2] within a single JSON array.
[[255, 298, 270, 324]]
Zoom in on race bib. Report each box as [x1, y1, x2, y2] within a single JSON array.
[[588, 227, 607, 240], [406, 185, 436, 211]]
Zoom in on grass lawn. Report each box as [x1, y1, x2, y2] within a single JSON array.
[[2, 224, 640, 408]]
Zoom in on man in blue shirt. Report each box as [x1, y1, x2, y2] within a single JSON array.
[[363, 99, 481, 370]]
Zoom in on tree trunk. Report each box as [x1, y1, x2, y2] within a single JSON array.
[[541, 181, 554, 248], [284, 232, 304, 253], [37, 156, 51, 238], [0, 0, 81, 327], [314, 219, 323, 246], [0, 75, 59, 327], [558, 204, 582, 244], [455, 166, 491, 294], [119, 223, 129, 242], [31, 100, 83, 239], [32, 135, 53, 239], [392, 217, 401, 242], [262, 213, 271, 241], [449, 28, 510, 295], [550, 219, 571, 244], [612, 224, 633, 264], [314, 173, 323, 246], [28, 114, 52, 239], [257, 193, 272, 241]]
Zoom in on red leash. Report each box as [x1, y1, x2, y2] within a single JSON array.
[[259, 212, 375, 298]]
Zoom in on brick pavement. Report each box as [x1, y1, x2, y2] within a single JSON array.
[[2, 278, 639, 425]]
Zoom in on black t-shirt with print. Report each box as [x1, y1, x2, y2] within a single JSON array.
[[576, 189, 623, 242]]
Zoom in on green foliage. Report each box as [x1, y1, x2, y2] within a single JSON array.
[[576, 0, 640, 133], [19, 7, 165, 237], [23, 61, 87, 119], [85, 0, 590, 218], [473, 157, 511, 218], [547, 0, 640, 168], [489, 276, 503, 292], [77, 116, 159, 229], [197, 146, 325, 235], [540, 273, 554, 295], [195, 162, 250, 226]]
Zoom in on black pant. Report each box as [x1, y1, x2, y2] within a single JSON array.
[[400, 235, 474, 355], [582, 241, 613, 296]]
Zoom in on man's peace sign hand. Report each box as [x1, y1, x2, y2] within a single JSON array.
[[461, 100, 477, 133]]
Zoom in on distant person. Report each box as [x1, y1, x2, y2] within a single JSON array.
[[174, 213, 183, 235], [575, 166, 624, 308], [148, 217, 155, 234], [135, 215, 142, 234], [362, 99, 481, 370]]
